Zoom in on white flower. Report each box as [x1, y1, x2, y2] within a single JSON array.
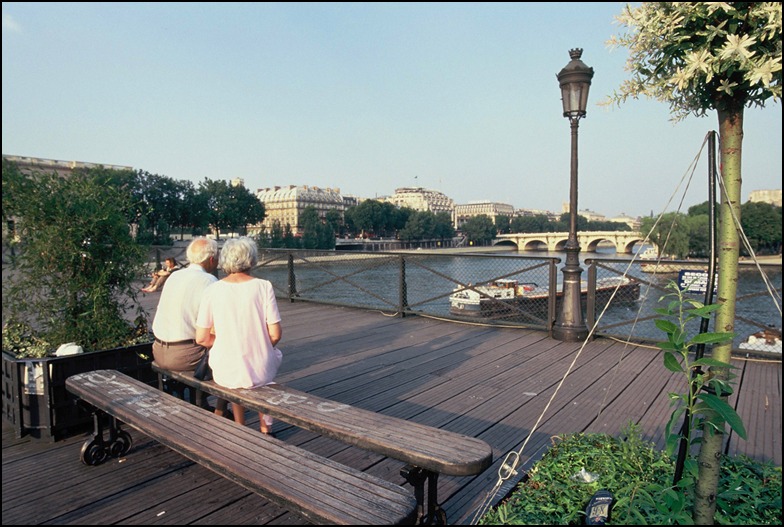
[[719, 34, 757, 61], [716, 79, 739, 95], [746, 57, 782, 87]]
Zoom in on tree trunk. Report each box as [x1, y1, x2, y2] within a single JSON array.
[[693, 106, 744, 524]]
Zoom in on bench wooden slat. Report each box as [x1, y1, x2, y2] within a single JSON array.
[[153, 364, 493, 476], [66, 370, 417, 525]]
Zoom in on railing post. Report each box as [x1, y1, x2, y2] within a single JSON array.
[[585, 259, 596, 340], [398, 254, 408, 318], [548, 259, 558, 337], [287, 253, 297, 301]]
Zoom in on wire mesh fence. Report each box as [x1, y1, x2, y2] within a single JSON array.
[[147, 245, 781, 356]]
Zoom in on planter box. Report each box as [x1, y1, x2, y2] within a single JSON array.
[[2, 342, 155, 442]]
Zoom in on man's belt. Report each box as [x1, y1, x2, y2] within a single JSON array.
[[154, 338, 196, 346]]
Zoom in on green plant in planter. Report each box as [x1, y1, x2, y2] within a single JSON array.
[[2, 159, 151, 357], [654, 280, 747, 458]]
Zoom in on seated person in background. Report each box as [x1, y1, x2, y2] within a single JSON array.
[[142, 257, 181, 293]]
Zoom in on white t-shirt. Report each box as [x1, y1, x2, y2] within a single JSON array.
[[196, 278, 282, 389], [152, 264, 217, 342]]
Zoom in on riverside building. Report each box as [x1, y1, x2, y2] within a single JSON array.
[[254, 185, 346, 235], [453, 201, 514, 230]]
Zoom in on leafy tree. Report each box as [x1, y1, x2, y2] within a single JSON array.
[[398, 210, 435, 241], [640, 212, 692, 259], [607, 3, 781, 521], [269, 220, 285, 248], [173, 179, 210, 239], [687, 214, 712, 258], [298, 206, 335, 250], [2, 162, 148, 353], [325, 209, 344, 238], [688, 201, 720, 217], [197, 179, 264, 239], [462, 215, 497, 245], [345, 199, 382, 238], [139, 171, 181, 244], [510, 214, 556, 234], [494, 215, 511, 235], [199, 178, 232, 239], [433, 212, 456, 241], [740, 201, 782, 255], [282, 223, 299, 248]]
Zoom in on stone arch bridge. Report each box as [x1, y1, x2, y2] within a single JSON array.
[[494, 231, 645, 253]]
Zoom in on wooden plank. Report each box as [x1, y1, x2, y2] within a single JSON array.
[[153, 364, 492, 477], [4, 300, 780, 526], [66, 370, 417, 525]]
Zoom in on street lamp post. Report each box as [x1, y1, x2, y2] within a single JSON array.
[[553, 48, 593, 342]]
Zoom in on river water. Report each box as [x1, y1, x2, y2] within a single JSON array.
[[256, 246, 782, 353]]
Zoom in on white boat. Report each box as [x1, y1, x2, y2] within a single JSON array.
[[449, 277, 640, 317], [738, 327, 782, 354]]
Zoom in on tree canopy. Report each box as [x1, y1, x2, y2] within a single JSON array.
[[605, 2, 781, 120]]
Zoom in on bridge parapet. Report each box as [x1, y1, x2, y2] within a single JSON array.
[[494, 231, 644, 253]]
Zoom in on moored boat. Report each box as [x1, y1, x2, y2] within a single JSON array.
[[449, 276, 640, 317], [738, 327, 782, 354]]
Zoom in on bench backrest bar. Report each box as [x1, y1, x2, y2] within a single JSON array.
[[66, 370, 417, 525], [152, 363, 492, 476]]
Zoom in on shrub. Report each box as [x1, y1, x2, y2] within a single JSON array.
[[2, 160, 151, 356], [478, 424, 781, 525]]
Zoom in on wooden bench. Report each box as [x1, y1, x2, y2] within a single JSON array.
[[152, 362, 493, 524], [66, 370, 418, 525]]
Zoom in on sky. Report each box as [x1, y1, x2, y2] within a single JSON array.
[[3, 2, 782, 219]]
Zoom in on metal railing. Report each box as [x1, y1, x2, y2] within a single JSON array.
[[146, 246, 782, 357]]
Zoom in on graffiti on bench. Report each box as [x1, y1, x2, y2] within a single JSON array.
[[235, 387, 350, 414], [79, 371, 182, 418]]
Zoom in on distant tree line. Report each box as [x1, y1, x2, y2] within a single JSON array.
[[640, 201, 782, 259], [12, 159, 775, 257]]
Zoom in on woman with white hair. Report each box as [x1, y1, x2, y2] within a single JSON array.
[[195, 236, 282, 435]]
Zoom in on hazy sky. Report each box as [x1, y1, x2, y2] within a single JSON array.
[[3, 2, 781, 219]]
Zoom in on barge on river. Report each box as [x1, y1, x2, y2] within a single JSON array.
[[449, 276, 641, 317]]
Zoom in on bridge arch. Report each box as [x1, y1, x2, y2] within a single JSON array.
[[493, 231, 645, 253]]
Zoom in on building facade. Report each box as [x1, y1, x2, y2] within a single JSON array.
[[383, 187, 454, 215], [254, 185, 345, 234], [453, 201, 514, 230], [748, 189, 782, 207], [3, 154, 133, 176]]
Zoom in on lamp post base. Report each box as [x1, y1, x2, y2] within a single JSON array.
[[553, 246, 588, 342]]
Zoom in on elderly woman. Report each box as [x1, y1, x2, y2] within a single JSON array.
[[195, 237, 282, 435]]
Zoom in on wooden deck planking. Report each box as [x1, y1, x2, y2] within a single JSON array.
[[3, 298, 781, 525]]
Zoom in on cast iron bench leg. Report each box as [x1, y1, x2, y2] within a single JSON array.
[[158, 372, 210, 409], [79, 410, 133, 466], [401, 465, 447, 525]]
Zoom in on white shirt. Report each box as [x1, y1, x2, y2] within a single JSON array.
[[196, 278, 282, 389], [152, 263, 217, 342]]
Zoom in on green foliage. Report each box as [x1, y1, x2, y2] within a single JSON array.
[[654, 280, 746, 456], [740, 201, 782, 255], [462, 215, 497, 244], [639, 213, 693, 259], [2, 321, 51, 359], [507, 213, 630, 234], [299, 206, 335, 249], [605, 2, 782, 120], [2, 163, 150, 357], [478, 424, 781, 525]]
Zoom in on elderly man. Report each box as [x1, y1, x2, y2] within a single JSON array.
[[151, 237, 225, 413]]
